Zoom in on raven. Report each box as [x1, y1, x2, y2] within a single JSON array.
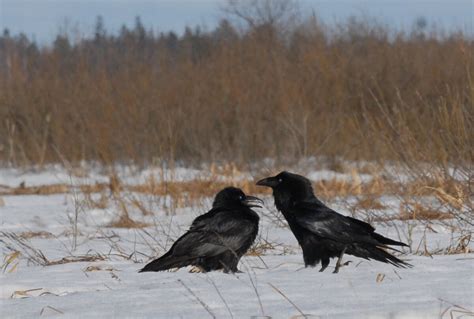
[[257, 171, 411, 273], [139, 187, 261, 273]]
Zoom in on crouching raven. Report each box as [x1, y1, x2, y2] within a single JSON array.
[[257, 171, 411, 273], [139, 187, 261, 273]]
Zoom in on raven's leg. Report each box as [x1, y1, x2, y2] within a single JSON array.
[[226, 261, 242, 273], [221, 253, 242, 273], [222, 263, 237, 273], [319, 257, 330, 272], [224, 265, 242, 273], [230, 257, 244, 273], [333, 246, 347, 274]]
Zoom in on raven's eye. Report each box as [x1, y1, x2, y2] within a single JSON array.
[[239, 195, 244, 200], [278, 178, 283, 183]]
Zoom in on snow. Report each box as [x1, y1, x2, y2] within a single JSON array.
[[0, 166, 473, 318], [1, 255, 472, 319], [0, 164, 235, 189]]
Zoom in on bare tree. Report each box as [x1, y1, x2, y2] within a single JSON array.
[[222, 0, 299, 32]]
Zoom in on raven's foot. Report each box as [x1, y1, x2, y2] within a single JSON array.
[[189, 266, 205, 273], [319, 264, 328, 272], [224, 270, 243, 274], [333, 260, 352, 273]]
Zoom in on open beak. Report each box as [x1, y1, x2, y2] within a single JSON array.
[[244, 195, 264, 208], [256, 176, 278, 188]]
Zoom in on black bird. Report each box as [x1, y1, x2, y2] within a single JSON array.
[[257, 171, 411, 273], [139, 187, 261, 273]]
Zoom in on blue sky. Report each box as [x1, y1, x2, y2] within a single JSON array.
[[0, 0, 472, 44]]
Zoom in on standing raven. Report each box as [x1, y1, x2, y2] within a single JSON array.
[[139, 187, 261, 273], [257, 171, 411, 273]]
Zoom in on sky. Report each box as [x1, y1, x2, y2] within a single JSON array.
[[0, 0, 472, 44]]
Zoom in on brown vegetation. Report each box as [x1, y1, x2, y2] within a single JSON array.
[[0, 10, 471, 171], [0, 168, 468, 207], [398, 202, 454, 221]]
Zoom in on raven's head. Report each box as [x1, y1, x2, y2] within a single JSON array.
[[212, 187, 263, 208], [256, 171, 315, 211]]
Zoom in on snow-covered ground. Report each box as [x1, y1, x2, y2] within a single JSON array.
[[0, 166, 472, 318]]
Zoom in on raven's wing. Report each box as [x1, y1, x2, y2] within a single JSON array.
[[166, 231, 228, 258], [139, 230, 229, 272], [293, 201, 378, 245], [171, 207, 257, 258]]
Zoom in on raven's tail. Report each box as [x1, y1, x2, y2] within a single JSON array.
[[351, 244, 412, 268], [139, 252, 196, 272], [372, 232, 409, 247]]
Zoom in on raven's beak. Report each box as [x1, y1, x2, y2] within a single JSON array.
[[256, 176, 278, 188], [244, 195, 264, 208]]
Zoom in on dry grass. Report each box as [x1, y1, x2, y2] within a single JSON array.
[[398, 202, 454, 221], [79, 183, 109, 194], [353, 196, 387, 211], [404, 175, 470, 210], [45, 254, 106, 266], [0, 171, 394, 207], [18, 231, 54, 239], [82, 190, 109, 209], [0, 183, 69, 196], [84, 265, 116, 272], [0, 167, 469, 211], [0, 166, 470, 271], [445, 233, 472, 255], [2, 251, 20, 273], [108, 214, 149, 228], [0, 14, 471, 169], [313, 174, 393, 198], [246, 243, 275, 256], [1, 231, 107, 267], [246, 235, 288, 257], [129, 179, 263, 203]]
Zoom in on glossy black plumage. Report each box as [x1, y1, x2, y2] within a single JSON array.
[[257, 171, 411, 273], [139, 187, 261, 273]]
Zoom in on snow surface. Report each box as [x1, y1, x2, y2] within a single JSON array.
[[0, 165, 203, 188], [0, 167, 473, 318]]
